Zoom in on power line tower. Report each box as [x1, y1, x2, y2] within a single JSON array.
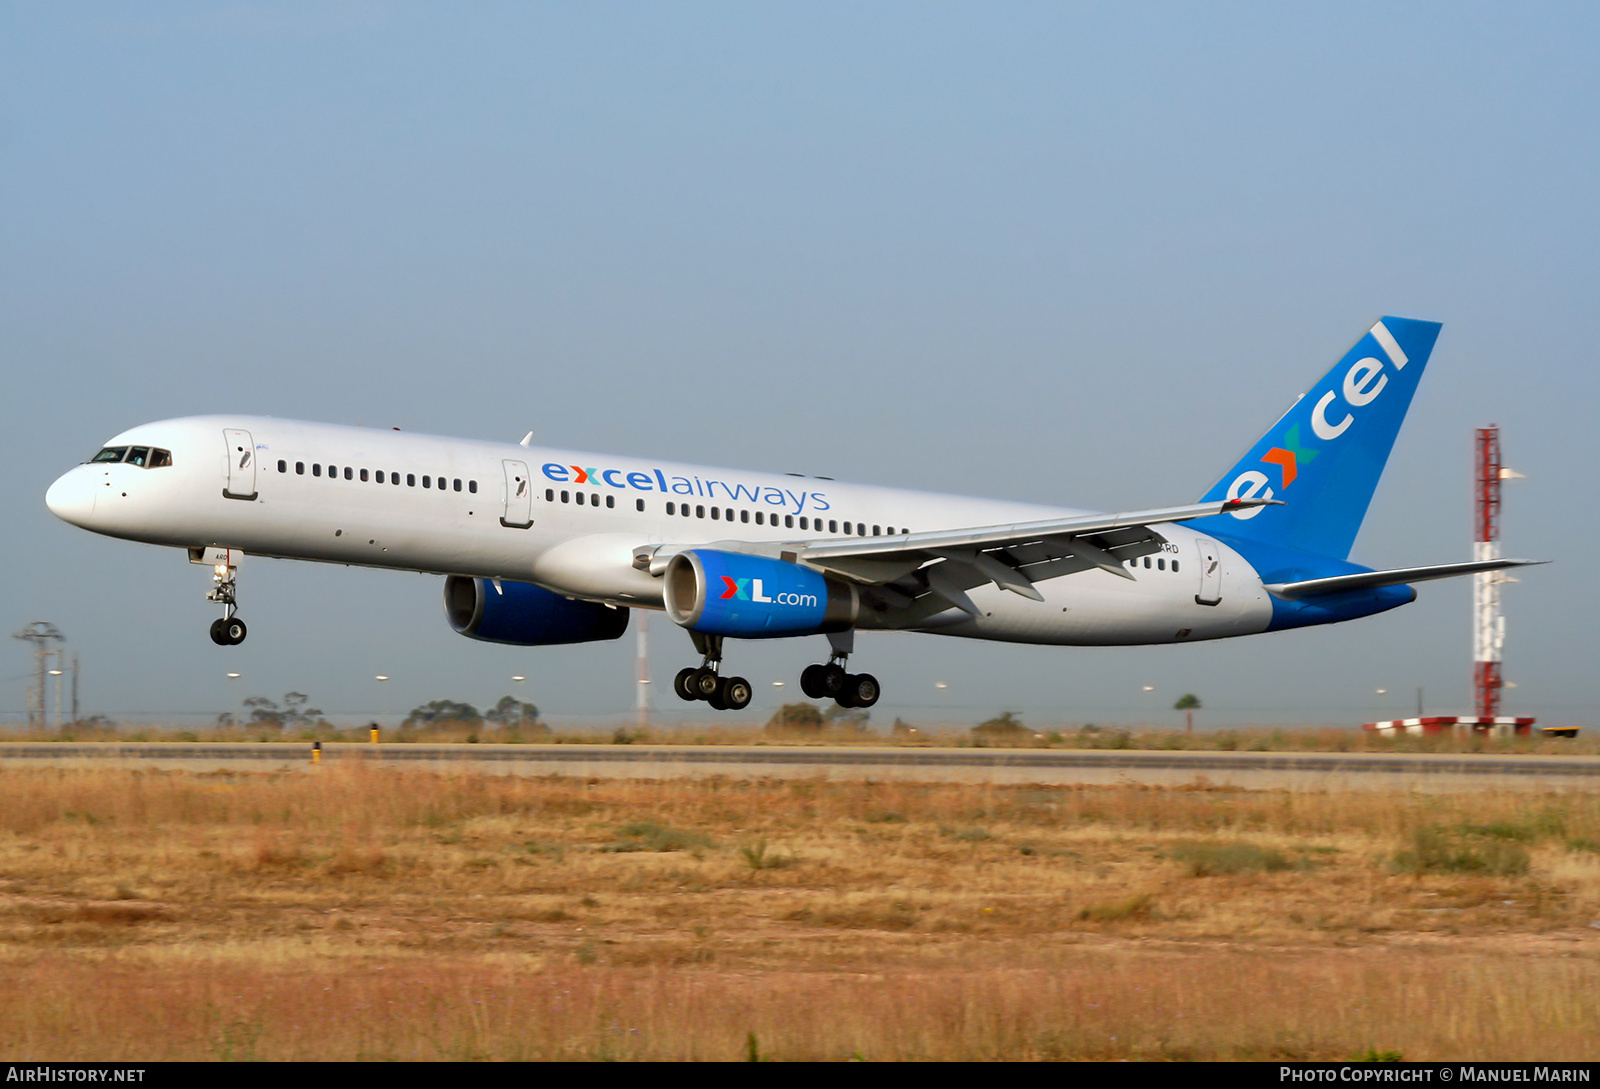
[[1473, 426, 1523, 718], [13, 622, 64, 730]]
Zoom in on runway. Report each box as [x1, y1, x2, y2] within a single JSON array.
[[0, 742, 1595, 791]]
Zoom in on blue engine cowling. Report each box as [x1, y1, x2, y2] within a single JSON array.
[[662, 550, 857, 637], [445, 576, 629, 645]]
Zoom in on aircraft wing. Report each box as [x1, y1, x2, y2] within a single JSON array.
[[780, 497, 1277, 621]]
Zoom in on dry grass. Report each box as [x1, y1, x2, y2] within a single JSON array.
[[0, 764, 1596, 1060]]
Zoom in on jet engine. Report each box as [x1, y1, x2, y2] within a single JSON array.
[[662, 550, 856, 637], [444, 576, 629, 646]]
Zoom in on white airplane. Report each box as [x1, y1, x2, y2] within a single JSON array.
[[45, 317, 1538, 712]]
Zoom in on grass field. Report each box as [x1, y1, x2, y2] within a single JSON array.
[[0, 762, 1596, 1061]]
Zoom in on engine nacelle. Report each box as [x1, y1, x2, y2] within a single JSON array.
[[445, 576, 629, 646], [662, 550, 857, 637]]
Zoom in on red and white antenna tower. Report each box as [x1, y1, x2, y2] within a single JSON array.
[[1473, 425, 1521, 717]]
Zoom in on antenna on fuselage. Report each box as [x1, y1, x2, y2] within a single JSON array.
[[520, 432, 533, 447]]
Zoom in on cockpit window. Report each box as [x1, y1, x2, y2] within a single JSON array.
[[87, 445, 173, 467]]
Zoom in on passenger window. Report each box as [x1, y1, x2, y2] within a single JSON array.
[[407, 474, 415, 487], [91, 447, 128, 464], [360, 469, 369, 482], [423, 476, 431, 488], [1158, 558, 1166, 571], [829, 520, 838, 534], [799, 517, 808, 530], [344, 467, 353, 480], [712, 507, 721, 520], [606, 495, 615, 509], [1143, 557, 1151, 568], [277, 459, 287, 473], [545, 489, 554, 501], [741, 510, 749, 523], [696, 505, 705, 518], [666, 502, 676, 515], [873, 525, 880, 536], [1172, 561, 1180, 572], [313, 464, 322, 477], [635, 499, 644, 512], [469, 481, 477, 493], [755, 511, 764, 525], [453, 478, 461, 491], [148, 449, 172, 468], [785, 515, 794, 528], [591, 493, 599, 507], [296, 462, 305, 475], [375, 470, 384, 483], [561, 491, 569, 503], [392, 473, 401, 486]]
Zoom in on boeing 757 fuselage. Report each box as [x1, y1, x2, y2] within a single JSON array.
[[45, 318, 1537, 711]]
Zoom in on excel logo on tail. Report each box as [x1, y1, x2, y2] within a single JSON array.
[[1226, 320, 1409, 520]]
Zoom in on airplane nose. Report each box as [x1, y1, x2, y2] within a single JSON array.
[[45, 468, 96, 527]]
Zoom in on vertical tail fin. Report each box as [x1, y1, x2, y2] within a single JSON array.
[[1183, 317, 1442, 560]]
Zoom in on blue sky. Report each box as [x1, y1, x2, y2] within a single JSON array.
[[4, 2, 1596, 729]]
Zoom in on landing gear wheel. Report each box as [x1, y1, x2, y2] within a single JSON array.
[[819, 663, 847, 698], [844, 672, 879, 709], [691, 668, 721, 700], [719, 676, 753, 711], [223, 618, 247, 645], [707, 683, 728, 711], [800, 663, 827, 698], [209, 619, 229, 646], [675, 667, 700, 702]]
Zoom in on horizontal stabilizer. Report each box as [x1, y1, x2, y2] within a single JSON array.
[[1265, 558, 1546, 600]]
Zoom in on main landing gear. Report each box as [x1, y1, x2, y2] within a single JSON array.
[[675, 630, 880, 713], [674, 632, 753, 711], [206, 563, 247, 646], [800, 629, 879, 709]]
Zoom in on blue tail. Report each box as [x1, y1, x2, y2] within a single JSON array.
[[1183, 317, 1442, 562]]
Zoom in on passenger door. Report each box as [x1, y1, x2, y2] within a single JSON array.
[[1194, 538, 1222, 605], [500, 459, 533, 528], [222, 429, 257, 500]]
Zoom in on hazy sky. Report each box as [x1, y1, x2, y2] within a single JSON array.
[[4, 2, 1596, 730]]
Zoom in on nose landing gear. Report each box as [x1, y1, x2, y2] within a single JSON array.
[[206, 563, 247, 645], [673, 632, 752, 711]]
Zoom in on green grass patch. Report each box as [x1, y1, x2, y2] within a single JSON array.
[[1166, 840, 1295, 876]]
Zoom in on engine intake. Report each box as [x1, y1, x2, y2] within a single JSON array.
[[445, 576, 629, 646], [662, 550, 857, 637]]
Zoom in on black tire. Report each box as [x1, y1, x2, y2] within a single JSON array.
[[800, 663, 826, 699], [707, 681, 728, 711], [674, 667, 700, 702], [224, 618, 247, 645], [209, 619, 229, 646], [819, 663, 847, 697], [848, 672, 880, 708], [692, 668, 720, 699], [835, 678, 856, 709], [721, 676, 753, 711]]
